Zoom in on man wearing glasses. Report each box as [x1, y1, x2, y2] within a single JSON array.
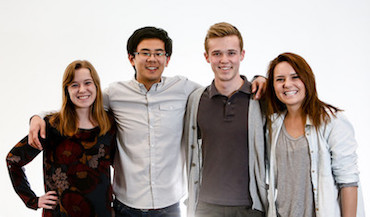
[[28, 26, 266, 217], [106, 27, 201, 217]]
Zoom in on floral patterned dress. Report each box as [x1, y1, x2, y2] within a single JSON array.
[[6, 116, 117, 217]]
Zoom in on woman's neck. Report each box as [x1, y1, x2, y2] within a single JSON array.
[[75, 108, 96, 129], [284, 107, 305, 138]]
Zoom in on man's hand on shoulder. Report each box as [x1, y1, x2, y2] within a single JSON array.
[[251, 76, 267, 100], [28, 115, 46, 150]]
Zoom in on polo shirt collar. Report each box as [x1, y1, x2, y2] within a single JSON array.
[[208, 75, 251, 98]]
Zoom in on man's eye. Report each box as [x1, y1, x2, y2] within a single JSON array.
[[142, 52, 151, 56]]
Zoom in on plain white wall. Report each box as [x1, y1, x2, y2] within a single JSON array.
[[1, 0, 369, 216]]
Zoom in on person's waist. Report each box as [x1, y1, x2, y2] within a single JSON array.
[[112, 187, 186, 210], [114, 198, 179, 212]]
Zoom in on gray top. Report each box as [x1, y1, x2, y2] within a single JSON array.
[[267, 112, 364, 217], [275, 125, 315, 217], [197, 78, 252, 206]]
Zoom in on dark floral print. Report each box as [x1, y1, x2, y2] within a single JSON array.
[[61, 191, 95, 217], [54, 140, 84, 165], [6, 116, 117, 217]]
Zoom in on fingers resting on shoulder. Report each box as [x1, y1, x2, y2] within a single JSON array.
[[28, 115, 46, 150]]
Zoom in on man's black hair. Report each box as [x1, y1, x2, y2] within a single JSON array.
[[127, 26, 173, 57]]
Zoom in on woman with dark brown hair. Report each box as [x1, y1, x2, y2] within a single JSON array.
[[6, 60, 116, 217], [265, 52, 364, 217]]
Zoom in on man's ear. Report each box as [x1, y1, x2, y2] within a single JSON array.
[[204, 52, 210, 63], [128, 54, 135, 67], [240, 49, 245, 61], [165, 55, 171, 67]]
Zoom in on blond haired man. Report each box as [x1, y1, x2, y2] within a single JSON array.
[[184, 22, 267, 217]]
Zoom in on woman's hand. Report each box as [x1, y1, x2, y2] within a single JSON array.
[[38, 191, 58, 209]]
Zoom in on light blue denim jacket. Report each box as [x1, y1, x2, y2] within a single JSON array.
[[267, 111, 365, 217]]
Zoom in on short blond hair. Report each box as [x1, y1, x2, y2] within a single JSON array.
[[204, 22, 244, 54]]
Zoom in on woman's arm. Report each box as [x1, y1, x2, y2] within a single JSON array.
[[340, 186, 358, 217], [6, 136, 42, 210], [327, 112, 360, 216]]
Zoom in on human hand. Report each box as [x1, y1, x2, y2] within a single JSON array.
[[28, 115, 46, 150], [251, 76, 267, 100], [38, 191, 58, 209]]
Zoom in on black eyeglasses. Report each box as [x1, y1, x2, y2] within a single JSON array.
[[133, 52, 168, 59]]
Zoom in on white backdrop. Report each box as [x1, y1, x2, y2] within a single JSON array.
[[0, 0, 369, 216]]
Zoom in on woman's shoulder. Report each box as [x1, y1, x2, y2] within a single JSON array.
[[103, 110, 117, 133], [269, 112, 286, 123], [319, 109, 355, 136], [43, 114, 56, 131], [104, 109, 115, 123], [323, 108, 348, 125]]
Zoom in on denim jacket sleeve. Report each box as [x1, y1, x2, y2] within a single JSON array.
[[323, 112, 359, 184]]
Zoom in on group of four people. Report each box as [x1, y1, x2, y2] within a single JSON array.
[[6, 22, 363, 217]]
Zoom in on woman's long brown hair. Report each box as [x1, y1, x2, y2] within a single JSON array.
[[265, 52, 341, 130], [49, 60, 112, 136]]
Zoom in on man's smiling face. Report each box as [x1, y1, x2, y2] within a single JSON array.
[[129, 38, 170, 88]]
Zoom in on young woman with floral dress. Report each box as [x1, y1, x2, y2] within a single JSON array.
[[6, 60, 117, 217]]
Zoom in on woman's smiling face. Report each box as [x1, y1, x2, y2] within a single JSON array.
[[273, 61, 306, 111], [67, 68, 97, 110]]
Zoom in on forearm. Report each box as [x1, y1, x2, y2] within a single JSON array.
[[340, 186, 358, 217]]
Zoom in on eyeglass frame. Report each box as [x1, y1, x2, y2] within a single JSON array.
[[133, 51, 168, 59]]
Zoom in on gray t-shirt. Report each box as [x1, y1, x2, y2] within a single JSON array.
[[275, 125, 315, 217]]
